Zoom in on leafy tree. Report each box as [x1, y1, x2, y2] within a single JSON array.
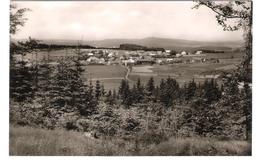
[[193, 1, 252, 82], [10, 4, 30, 35]]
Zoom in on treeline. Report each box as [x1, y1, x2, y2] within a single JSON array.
[[117, 77, 221, 108], [119, 43, 165, 51], [14, 39, 96, 50], [36, 43, 96, 50]]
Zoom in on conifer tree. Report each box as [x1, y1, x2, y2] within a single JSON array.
[[146, 77, 155, 97], [95, 80, 101, 100], [185, 78, 197, 101], [119, 79, 132, 107], [136, 78, 144, 103]]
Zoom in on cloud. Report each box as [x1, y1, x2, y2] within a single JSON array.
[[12, 1, 244, 41]]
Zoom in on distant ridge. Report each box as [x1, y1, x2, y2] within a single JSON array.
[[15, 37, 243, 51]]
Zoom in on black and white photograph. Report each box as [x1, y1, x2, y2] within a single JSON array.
[[6, 0, 253, 156]]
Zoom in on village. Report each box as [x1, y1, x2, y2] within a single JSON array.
[[78, 48, 220, 66]]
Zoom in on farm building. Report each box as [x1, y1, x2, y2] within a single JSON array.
[[87, 56, 99, 63], [88, 53, 94, 56], [176, 53, 182, 58], [156, 59, 163, 64], [195, 50, 203, 55], [107, 53, 114, 57], [122, 58, 135, 66], [165, 49, 171, 53], [181, 51, 187, 55]]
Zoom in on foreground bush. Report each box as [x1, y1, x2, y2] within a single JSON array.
[[10, 126, 251, 156]]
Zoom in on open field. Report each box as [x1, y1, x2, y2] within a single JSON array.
[[24, 49, 243, 89], [82, 65, 127, 90], [128, 60, 241, 86], [10, 126, 251, 156]]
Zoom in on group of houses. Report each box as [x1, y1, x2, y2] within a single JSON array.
[[61, 49, 220, 66]]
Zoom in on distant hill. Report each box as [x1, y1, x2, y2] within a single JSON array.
[[16, 37, 243, 52], [119, 43, 165, 51]]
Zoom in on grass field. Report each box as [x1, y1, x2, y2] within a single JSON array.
[[83, 65, 127, 90], [10, 126, 251, 156], [25, 49, 243, 90], [128, 61, 240, 86]]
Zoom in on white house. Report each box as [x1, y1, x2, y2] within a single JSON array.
[[176, 54, 182, 58], [108, 53, 114, 57], [181, 51, 187, 55], [165, 49, 171, 53], [123, 58, 135, 66], [87, 56, 99, 63], [88, 53, 94, 56], [195, 51, 203, 55]]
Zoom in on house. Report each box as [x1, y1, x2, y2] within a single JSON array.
[[87, 56, 99, 63], [149, 53, 157, 57], [108, 53, 114, 57], [88, 53, 94, 56], [156, 59, 163, 65], [181, 51, 187, 56], [166, 58, 174, 63], [165, 49, 171, 53], [122, 58, 135, 66], [98, 58, 105, 64], [195, 51, 203, 55], [176, 53, 182, 58]]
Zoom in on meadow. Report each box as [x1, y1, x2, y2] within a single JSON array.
[[82, 65, 127, 90], [26, 49, 243, 90], [10, 126, 251, 156]]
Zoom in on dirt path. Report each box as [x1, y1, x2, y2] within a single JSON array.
[[122, 65, 134, 82]]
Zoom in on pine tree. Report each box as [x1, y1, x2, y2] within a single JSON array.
[[159, 77, 180, 107], [146, 77, 155, 97], [159, 79, 167, 106], [105, 90, 116, 105], [10, 57, 34, 103], [136, 78, 144, 103], [202, 79, 221, 104], [119, 79, 132, 107], [95, 80, 101, 100], [101, 84, 106, 97], [48, 58, 73, 112], [185, 78, 197, 101]]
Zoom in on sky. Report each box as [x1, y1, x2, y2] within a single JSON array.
[[12, 1, 244, 42]]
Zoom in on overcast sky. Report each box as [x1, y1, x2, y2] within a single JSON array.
[[12, 1, 244, 42]]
